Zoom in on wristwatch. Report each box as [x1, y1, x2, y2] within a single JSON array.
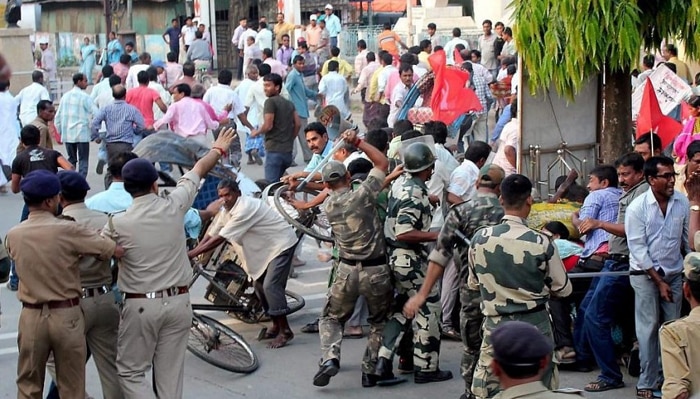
[[691, 205, 700, 212]]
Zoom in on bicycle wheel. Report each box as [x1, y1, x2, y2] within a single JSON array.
[[286, 290, 305, 315], [273, 184, 334, 242], [188, 313, 259, 373]]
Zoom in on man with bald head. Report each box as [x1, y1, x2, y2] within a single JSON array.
[[91, 84, 146, 187]]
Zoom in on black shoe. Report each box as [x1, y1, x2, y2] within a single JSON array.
[[364, 372, 406, 388], [414, 369, 454, 384], [96, 159, 105, 175], [398, 355, 414, 374], [301, 319, 319, 333], [628, 346, 641, 377], [313, 359, 339, 387], [459, 393, 476, 399], [362, 373, 377, 388], [375, 357, 392, 377], [558, 360, 595, 373]]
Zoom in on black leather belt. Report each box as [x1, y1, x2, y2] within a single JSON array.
[[23, 297, 80, 309], [609, 254, 630, 263], [82, 285, 111, 298], [338, 256, 387, 267], [629, 270, 647, 276], [123, 286, 189, 299]]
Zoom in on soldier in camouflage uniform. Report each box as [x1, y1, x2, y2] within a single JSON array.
[[405, 164, 506, 399], [468, 174, 572, 399], [313, 129, 403, 388], [376, 142, 454, 384]]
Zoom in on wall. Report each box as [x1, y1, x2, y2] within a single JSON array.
[[520, 74, 600, 197], [37, 1, 182, 35]]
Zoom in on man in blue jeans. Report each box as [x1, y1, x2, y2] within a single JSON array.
[[250, 73, 300, 183], [573, 152, 648, 393]]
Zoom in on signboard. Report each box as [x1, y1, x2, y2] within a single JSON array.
[[632, 64, 692, 121]]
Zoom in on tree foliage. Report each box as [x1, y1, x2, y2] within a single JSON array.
[[513, 0, 700, 98]]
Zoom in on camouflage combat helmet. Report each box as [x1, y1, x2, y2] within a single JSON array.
[[402, 142, 436, 173]]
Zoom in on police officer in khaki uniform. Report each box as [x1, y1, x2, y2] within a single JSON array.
[[490, 321, 576, 399], [56, 170, 123, 399], [660, 253, 700, 399], [312, 130, 403, 388], [105, 128, 235, 398], [5, 169, 122, 399]]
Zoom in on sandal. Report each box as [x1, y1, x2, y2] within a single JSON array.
[[441, 327, 461, 341], [300, 320, 320, 333], [584, 379, 625, 392], [636, 388, 660, 399]]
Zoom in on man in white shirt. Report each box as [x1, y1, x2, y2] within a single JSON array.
[[388, 63, 413, 128], [39, 40, 57, 82], [188, 179, 299, 349], [478, 20, 499, 80], [447, 141, 491, 204], [15, 70, 50, 127], [243, 36, 262, 69], [125, 52, 151, 90], [492, 100, 519, 176], [198, 24, 211, 44], [318, 60, 350, 120], [245, 63, 271, 127], [256, 21, 274, 53], [181, 17, 197, 51], [354, 40, 369, 80], [231, 17, 248, 80], [444, 28, 470, 66]]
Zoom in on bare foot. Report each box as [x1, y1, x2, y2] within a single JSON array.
[[267, 331, 294, 349]]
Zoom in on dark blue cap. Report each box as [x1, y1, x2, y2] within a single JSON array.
[[20, 169, 61, 198], [491, 321, 553, 366], [57, 170, 90, 192], [122, 158, 158, 185]]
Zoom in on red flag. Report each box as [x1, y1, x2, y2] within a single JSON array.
[[428, 50, 482, 125], [636, 77, 682, 148]]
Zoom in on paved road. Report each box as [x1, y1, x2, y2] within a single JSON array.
[[0, 139, 640, 398]]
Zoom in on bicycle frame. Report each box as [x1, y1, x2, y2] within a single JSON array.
[[189, 262, 254, 313]]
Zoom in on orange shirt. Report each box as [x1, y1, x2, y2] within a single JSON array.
[[378, 30, 401, 56]]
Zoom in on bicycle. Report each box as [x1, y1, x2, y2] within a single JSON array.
[[193, 60, 214, 89], [186, 244, 305, 373]]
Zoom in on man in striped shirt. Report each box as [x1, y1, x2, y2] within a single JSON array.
[[91, 84, 145, 187]]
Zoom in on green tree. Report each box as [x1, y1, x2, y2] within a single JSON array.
[[513, 0, 700, 162]]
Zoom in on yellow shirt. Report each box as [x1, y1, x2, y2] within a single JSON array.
[[321, 56, 353, 78], [418, 51, 432, 71], [274, 22, 296, 45], [368, 65, 385, 103], [669, 56, 693, 83]]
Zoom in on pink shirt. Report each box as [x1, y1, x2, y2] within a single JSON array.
[[126, 85, 160, 126], [153, 96, 219, 137], [193, 98, 228, 122], [111, 62, 130, 84], [384, 71, 418, 103], [264, 58, 287, 78]]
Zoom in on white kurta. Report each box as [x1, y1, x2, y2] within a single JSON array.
[[0, 91, 20, 186]]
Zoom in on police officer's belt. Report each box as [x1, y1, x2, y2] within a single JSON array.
[[123, 286, 189, 299], [338, 256, 387, 267], [23, 297, 80, 309], [82, 285, 111, 298]]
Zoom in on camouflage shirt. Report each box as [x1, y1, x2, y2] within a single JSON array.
[[428, 191, 504, 282], [385, 175, 433, 252], [325, 168, 387, 260], [468, 215, 572, 317]]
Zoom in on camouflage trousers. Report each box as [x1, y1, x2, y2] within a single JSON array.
[[460, 286, 484, 397], [378, 249, 442, 372], [471, 309, 559, 399], [319, 260, 393, 374]]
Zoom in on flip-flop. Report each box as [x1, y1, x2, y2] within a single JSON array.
[[301, 321, 320, 333], [584, 380, 625, 392]]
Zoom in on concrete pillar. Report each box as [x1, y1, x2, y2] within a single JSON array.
[[0, 28, 35, 94]]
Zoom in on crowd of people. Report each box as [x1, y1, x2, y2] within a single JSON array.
[[1, 6, 700, 399]]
